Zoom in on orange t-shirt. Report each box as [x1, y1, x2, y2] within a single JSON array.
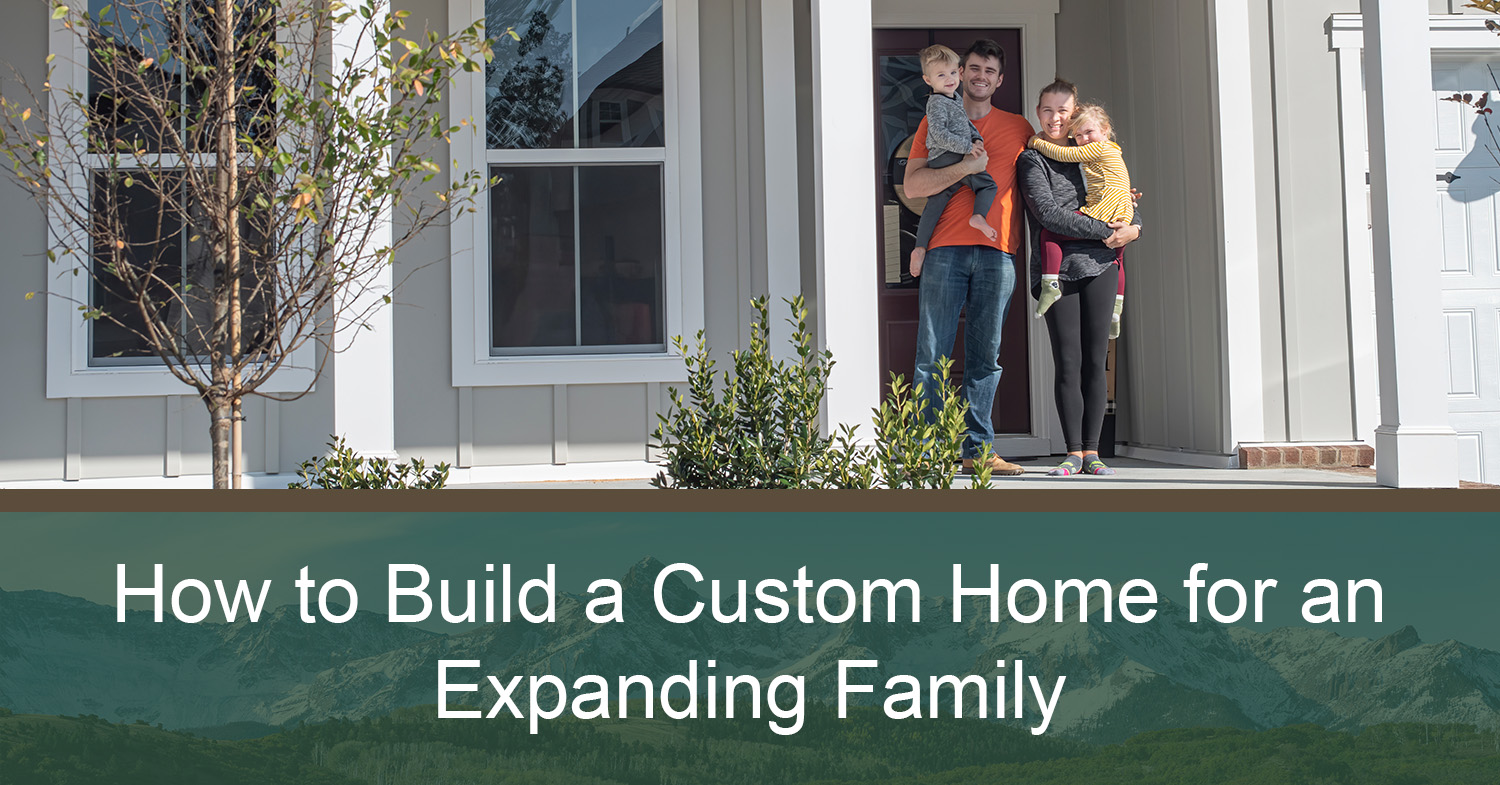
[[910, 107, 1034, 255]]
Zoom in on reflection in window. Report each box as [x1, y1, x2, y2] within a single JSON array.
[[490, 167, 577, 349], [88, 0, 274, 153], [485, 0, 663, 150], [89, 173, 272, 364], [490, 165, 663, 353], [579, 166, 663, 346], [485, 2, 573, 149]]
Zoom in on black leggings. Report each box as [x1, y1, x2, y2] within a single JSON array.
[[1042, 264, 1118, 452]]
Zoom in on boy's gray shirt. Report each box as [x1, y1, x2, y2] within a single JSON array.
[[925, 92, 980, 156]]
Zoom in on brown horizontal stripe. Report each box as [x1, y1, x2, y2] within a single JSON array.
[[0, 489, 1495, 513]]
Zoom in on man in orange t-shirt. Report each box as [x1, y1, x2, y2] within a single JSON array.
[[904, 39, 1033, 476]]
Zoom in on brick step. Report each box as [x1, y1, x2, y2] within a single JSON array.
[[1238, 443, 1374, 469]]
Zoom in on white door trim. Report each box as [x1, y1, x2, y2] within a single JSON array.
[[1209, 0, 1268, 453]]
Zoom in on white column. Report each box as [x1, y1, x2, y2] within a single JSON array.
[[1360, 0, 1458, 487], [761, 0, 803, 356], [1210, 0, 1267, 453], [330, 1, 397, 459], [810, 0, 880, 433]]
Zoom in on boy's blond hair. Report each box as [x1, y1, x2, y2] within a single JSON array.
[[1069, 103, 1116, 140], [918, 44, 961, 73]]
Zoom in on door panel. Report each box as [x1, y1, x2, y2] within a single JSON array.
[[873, 28, 1030, 436], [1431, 59, 1500, 484]]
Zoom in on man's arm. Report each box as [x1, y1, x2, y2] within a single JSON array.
[[905, 143, 987, 199]]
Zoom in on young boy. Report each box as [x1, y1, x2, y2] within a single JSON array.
[[909, 45, 999, 277]]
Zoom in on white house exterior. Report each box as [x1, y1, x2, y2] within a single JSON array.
[[0, 0, 1493, 488]]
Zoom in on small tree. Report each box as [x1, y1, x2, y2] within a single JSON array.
[[0, 0, 492, 487]]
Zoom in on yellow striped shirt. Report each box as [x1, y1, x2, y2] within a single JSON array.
[[1027, 138, 1134, 224]]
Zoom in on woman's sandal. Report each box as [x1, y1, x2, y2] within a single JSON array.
[[1082, 455, 1117, 476], [1047, 455, 1083, 476]]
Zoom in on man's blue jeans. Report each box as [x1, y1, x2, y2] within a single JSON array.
[[914, 245, 1017, 459]]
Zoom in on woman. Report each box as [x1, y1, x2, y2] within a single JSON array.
[[1016, 79, 1141, 476]]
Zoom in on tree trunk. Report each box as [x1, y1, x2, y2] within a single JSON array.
[[219, 0, 243, 489], [210, 396, 232, 489], [232, 396, 243, 489]]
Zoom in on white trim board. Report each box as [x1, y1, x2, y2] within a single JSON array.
[[1209, 0, 1268, 450], [0, 461, 663, 489], [1328, 14, 1500, 445], [1117, 444, 1237, 470]]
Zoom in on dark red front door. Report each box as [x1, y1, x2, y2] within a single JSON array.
[[873, 28, 1030, 435]]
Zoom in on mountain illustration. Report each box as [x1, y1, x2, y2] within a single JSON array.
[[2, 558, 1497, 744]]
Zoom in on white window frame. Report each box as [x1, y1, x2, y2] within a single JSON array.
[[44, 9, 316, 399], [448, 0, 703, 387]]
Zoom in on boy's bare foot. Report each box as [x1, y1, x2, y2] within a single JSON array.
[[969, 214, 998, 242], [910, 247, 926, 278]]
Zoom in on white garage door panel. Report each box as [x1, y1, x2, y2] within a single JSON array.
[[1444, 310, 1478, 398], [1451, 426, 1489, 485], [1439, 190, 1471, 274]]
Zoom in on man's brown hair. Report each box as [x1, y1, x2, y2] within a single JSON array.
[[962, 39, 1006, 73]]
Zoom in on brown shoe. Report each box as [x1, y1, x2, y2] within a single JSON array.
[[963, 455, 1025, 476]]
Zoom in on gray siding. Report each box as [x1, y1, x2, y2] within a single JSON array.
[[1261, 0, 1359, 442], [0, 7, 66, 481], [1055, 0, 1228, 454]]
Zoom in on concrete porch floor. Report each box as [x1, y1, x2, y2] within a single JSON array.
[[459, 457, 1409, 490]]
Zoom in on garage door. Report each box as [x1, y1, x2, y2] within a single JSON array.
[[1432, 59, 1500, 484]]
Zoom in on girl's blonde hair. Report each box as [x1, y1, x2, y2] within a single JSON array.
[[1069, 104, 1116, 140]]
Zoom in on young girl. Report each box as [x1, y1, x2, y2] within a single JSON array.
[[1027, 104, 1131, 338]]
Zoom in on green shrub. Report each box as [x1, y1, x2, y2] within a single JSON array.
[[871, 358, 990, 489], [286, 437, 450, 489], [652, 296, 873, 489], [652, 296, 990, 490]]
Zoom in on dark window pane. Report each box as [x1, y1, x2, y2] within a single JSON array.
[[578, 165, 662, 347], [576, 0, 664, 148], [180, 194, 275, 357], [90, 171, 186, 361], [486, 0, 575, 149], [491, 166, 577, 350], [90, 171, 274, 364]]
